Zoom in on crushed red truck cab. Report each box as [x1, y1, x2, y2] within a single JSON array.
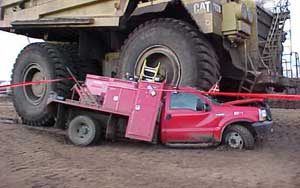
[[49, 75, 273, 149]]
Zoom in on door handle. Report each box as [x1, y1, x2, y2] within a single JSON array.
[[166, 114, 172, 121]]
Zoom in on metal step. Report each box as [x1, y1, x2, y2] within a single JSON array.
[[263, 0, 289, 63], [244, 79, 255, 85], [139, 60, 161, 82], [241, 87, 251, 93], [144, 68, 158, 74]]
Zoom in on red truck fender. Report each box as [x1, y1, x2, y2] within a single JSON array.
[[214, 118, 256, 142]]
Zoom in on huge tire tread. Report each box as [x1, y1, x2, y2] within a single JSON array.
[[119, 18, 220, 89], [58, 44, 102, 80], [12, 42, 77, 126]]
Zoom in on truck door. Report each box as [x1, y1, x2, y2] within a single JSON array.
[[161, 92, 216, 143], [125, 82, 164, 142]]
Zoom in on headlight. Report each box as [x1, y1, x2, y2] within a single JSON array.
[[258, 109, 267, 121]]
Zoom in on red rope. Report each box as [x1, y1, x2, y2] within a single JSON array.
[[0, 77, 73, 89], [1, 77, 300, 100]]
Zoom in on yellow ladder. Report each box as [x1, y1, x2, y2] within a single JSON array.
[[139, 60, 161, 82]]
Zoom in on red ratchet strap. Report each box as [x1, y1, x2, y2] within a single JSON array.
[[199, 91, 300, 100], [143, 88, 300, 100], [0, 78, 300, 101], [0, 77, 73, 90]]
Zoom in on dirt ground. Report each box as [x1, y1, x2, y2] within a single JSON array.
[[0, 97, 299, 188]]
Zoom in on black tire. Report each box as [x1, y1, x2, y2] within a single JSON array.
[[59, 44, 102, 80], [119, 18, 220, 89], [68, 115, 101, 146], [12, 42, 77, 126], [223, 125, 255, 150]]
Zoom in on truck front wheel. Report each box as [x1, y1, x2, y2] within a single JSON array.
[[223, 125, 255, 150], [12, 43, 76, 126], [119, 18, 220, 89]]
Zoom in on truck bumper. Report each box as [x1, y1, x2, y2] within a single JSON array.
[[252, 121, 273, 140]]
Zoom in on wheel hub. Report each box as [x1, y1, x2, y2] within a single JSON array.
[[31, 71, 46, 97], [135, 45, 181, 85], [23, 64, 47, 105], [227, 132, 244, 149], [77, 125, 90, 138]]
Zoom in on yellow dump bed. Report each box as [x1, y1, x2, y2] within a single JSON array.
[[0, 0, 130, 30]]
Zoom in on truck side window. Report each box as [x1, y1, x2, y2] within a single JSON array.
[[170, 93, 203, 111]]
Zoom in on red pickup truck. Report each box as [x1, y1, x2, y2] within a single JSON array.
[[49, 75, 272, 150]]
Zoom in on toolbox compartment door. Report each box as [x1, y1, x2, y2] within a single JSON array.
[[125, 82, 164, 142]]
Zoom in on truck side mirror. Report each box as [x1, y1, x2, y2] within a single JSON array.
[[196, 99, 210, 112], [196, 99, 205, 111]]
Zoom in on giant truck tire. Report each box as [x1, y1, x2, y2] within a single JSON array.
[[12, 43, 76, 126], [119, 18, 220, 89], [59, 44, 102, 80]]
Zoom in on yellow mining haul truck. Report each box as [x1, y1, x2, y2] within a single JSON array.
[[0, 0, 298, 126]]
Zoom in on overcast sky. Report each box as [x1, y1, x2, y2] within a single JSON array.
[[0, 0, 299, 81]]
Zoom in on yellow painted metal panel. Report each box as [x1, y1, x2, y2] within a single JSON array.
[[0, 0, 124, 27], [42, 1, 119, 18], [0, 0, 23, 7]]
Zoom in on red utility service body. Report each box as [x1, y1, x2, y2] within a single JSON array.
[[50, 74, 272, 145]]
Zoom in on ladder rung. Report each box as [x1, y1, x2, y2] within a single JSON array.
[[262, 60, 272, 63], [262, 56, 273, 59], [145, 78, 154, 82], [144, 68, 158, 74], [241, 87, 251, 92], [263, 47, 279, 50], [143, 75, 155, 79], [143, 73, 155, 78], [266, 46, 278, 49], [245, 80, 255, 84], [144, 66, 157, 71], [263, 52, 279, 55]]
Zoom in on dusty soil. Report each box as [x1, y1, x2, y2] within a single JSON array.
[[0, 97, 299, 188]]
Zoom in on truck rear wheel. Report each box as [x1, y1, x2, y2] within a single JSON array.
[[68, 115, 101, 146], [223, 125, 255, 150], [12, 43, 76, 126], [119, 18, 220, 89]]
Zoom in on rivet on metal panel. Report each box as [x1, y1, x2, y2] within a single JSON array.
[[147, 85, 157, 96], [135, 105, 141, 111], [113, 96, 119, 102]]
